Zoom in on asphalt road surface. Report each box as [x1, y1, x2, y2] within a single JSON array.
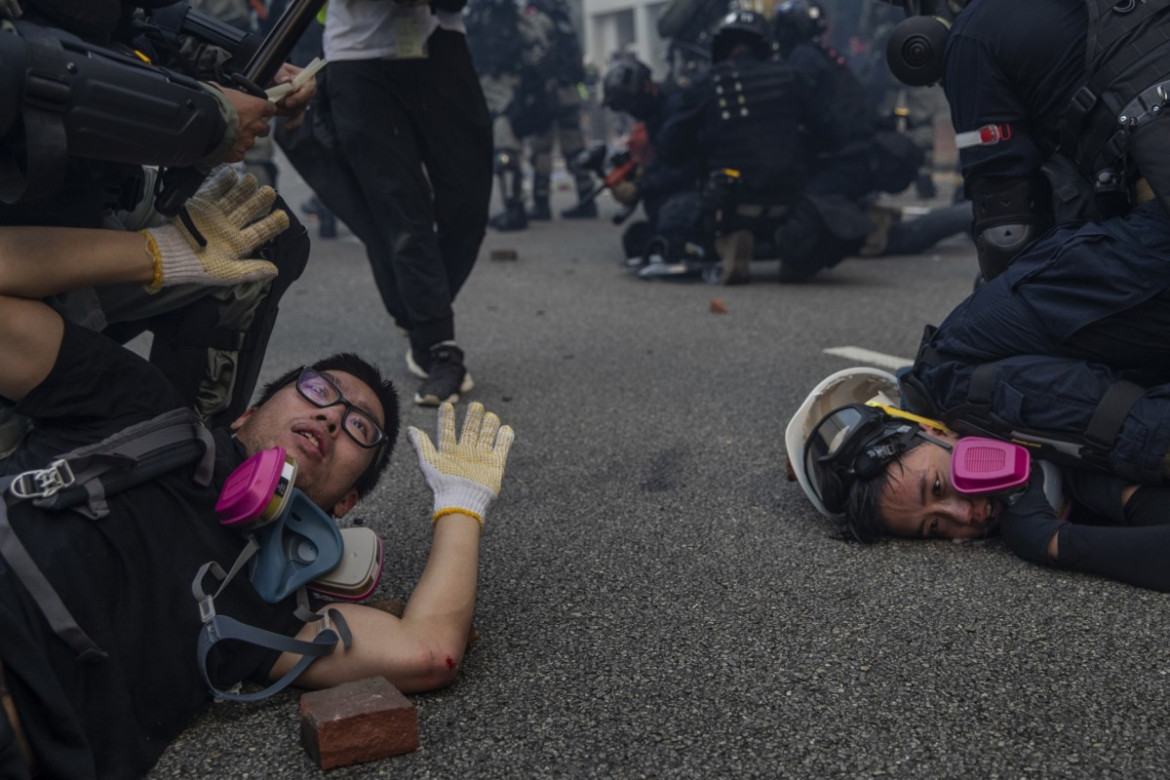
[[149, 168, 1170, 779]]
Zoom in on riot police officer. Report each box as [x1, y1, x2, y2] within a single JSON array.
[[601, 58, 704, 270], [883, 0, 1170, 280], [657, 9, 844, 284], [467, 0, 553, 232], [526, 0, 595, 220], [832, 0, 1170, 571], [768, 0, 968, 282]]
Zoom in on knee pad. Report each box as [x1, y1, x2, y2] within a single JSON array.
[[970, 176, 1051, 280]]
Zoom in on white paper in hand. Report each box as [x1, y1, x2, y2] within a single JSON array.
[[265, 57, 327, 103]]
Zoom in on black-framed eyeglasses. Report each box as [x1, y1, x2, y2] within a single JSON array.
[[295, 368, 386, 449]]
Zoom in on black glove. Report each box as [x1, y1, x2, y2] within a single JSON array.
[[998, 470, 1065, 565]]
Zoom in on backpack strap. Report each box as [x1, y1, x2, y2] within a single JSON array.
[[0, 494, 106, 662], [33, 407, 215, 518], [191, 539, 352, 703], [0, 408, 214, 660]]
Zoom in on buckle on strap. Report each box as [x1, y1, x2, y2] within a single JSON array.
[[9, 459, 74, 500]]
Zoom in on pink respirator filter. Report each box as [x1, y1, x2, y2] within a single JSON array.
[[216, 446, 298, 529], [950, 437, 1030, 496]]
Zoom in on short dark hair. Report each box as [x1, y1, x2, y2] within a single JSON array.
[[255, 353, 400, 500], [840, 439, 926, 543]]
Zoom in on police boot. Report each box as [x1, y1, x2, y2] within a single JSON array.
[[489, 199, 528, 231], [561, 198, 598, 219], [883, 202, 972, 256], [714, 230, 754, 285], [528, 196, 552, 221], [490, 149, 528, 231], [561, 182, 598, 219]]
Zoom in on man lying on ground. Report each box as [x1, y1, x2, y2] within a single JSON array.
[[0, 171, 514, 779]]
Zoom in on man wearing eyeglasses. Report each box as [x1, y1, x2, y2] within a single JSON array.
[[0, 171, 515, 778]]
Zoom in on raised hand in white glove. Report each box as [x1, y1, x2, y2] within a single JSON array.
[[141, 166, 287, 292], [407, 401, 515, 526]]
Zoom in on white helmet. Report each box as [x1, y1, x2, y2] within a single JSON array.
[[785, 367, 901, 516]]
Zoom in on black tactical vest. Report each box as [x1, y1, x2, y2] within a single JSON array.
[[1063, 0, 1170, 180], [706, 56, 807, 200]]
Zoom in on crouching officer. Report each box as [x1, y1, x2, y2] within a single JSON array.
[[882, 0, 1170, 281], [656, 10, 847, 285], [600, 58, 706, 272]]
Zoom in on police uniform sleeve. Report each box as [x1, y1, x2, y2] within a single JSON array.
[[195, 83, 241, 169], [944, 31, 1046, 188]]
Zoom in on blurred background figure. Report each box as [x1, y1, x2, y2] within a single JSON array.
[[467, 0, 553, 232], [525, 0, 597, 220], [600, 58, 706, 271]]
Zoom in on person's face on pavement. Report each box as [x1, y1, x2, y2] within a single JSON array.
[[878, 429, 999, 540], [231, 370, 383, 518]]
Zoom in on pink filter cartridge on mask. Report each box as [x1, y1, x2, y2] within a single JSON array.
[[216, 446, 298, 529], [950, 437, 1030, 496]]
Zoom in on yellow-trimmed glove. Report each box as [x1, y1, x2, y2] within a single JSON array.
[[141, 166, 287, 292], [611, 180, 639, 206], [407, 401, 515, 526]]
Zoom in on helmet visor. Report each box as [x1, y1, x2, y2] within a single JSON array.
[[804, 404, 935, 514]]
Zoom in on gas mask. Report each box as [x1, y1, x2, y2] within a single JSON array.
[[216, 446, 382, 603]]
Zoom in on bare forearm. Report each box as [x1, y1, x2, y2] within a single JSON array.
[[0, 227, 152, 298], [279, 514, 482, 692], [401, 513, 482, 648]]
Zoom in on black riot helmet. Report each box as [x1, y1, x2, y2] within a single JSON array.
[[878, 0, 970, 86], [711, 9, 771, 64], [602, 59, 658, 120], [772, 0, 828, 48]]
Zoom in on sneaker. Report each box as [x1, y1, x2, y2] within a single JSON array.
[[637, 258, 696, 279], [413, 344, 474, 406], [405, 348, 430, 379], [407, 346, 476, 386], [528, 198, 552, 220]]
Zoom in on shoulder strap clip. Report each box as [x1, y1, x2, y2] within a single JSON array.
[[8, 459, 74, 500]]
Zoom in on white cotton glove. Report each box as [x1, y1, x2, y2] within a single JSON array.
[[141, 166, 287, 292], [407, 402, 515, 526]]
